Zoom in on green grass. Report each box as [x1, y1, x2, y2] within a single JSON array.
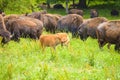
[[0, 32, 120, 80]]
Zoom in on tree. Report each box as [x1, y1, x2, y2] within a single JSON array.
[[66, 0, 69, 13], [78, 0, 87, 8]]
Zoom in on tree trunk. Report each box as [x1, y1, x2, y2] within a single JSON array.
[[47, 2, 50, 8], [78, 0, 87, 8], [73, 0, 75, 8], [66, 0, 69, 13]]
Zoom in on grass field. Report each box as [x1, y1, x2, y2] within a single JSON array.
[[0, 9, 120, 80]]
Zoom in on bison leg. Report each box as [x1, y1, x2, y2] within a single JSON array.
[[11, 27, 20, 42], [98, 40, 107, 49], [107, 43, 111, 49], [115, 44, 120, 51], [0, 31, 11, 45], [30, 30, 38, 39]]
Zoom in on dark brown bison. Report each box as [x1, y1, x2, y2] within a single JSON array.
[[53, 4, 64, 9], [111, 9, 119, 16], [4, 14, 20, 24], [68, 9, 83, 16], [27, 12, 61, 33], [26, 11, 47, 20], [0, 9, 5, 16], [78, 17, 108, 41], [19, 16, 43, 38], [57, 14, 83, 37], [0, 14, 11, 44], [96, 20, 120, 51], [90, 9, 99, 18], [5, 17, 43, 42], [41, 14, 62, 33]]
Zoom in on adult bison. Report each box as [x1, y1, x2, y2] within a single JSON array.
[[57, 14, 83, 37], [78, 17, 108, 41], [26, 11, 47, 20], [27, 12, 61, 33], [0, 14, 11, 44], [4, 14, 20, 24], [110, 9, 119, 16], [19, 16, 43, 38], [90, 9, 99, 18], [68, 9, 83, 16], [40, 14, 60, 33], [96, 20, 120, 51], [5, 17, 43, 42], [53, 4, 64, 9]]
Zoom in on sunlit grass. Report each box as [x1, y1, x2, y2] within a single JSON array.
[[0, 32, 120, 80]]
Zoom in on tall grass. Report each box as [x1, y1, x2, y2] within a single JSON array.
[[0, 32, 120, 80]]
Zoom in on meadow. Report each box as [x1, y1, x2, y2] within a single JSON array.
[[0, 8, 120, 80]]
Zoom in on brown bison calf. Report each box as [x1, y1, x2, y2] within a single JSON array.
[[96, 20, 120, 51], [39, 33, 70, 51], [56, 33, 70, 46]]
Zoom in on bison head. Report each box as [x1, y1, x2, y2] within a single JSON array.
[[78, 23, 88, 41], [0, 30, 11, 45]]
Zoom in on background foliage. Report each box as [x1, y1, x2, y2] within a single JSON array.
[[0, 0, 120, 14]]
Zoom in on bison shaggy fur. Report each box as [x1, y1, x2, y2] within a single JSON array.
[[96, 20, 120, 51], [27, 12, 61, 33], [90, 9, 99, 18], [0, 14, 11, 44], [78, 17, 108, 41], [57, 14, 83, 37], [68, 9, 83, 16], [6, 17, 43, 42]]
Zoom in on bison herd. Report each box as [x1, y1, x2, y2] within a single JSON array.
[[0, 9, 120, 52]]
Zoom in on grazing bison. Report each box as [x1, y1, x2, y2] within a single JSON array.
[[39, 33, 70, 51], [0, 14, 11, 44], [57, 14, 83, 37], [4, 14, 20, 24], [27, 12, 61, 33], [53, 4, 64, 9], [90, 9, 99, 18], [41, 14, 62, 33], [111, 9, 119, 16], [19, 16, 43, 38], [6, 18, 43, 42], [68, 9, 83, 16], [96, 20, 120, 51], [26, 11, 47, 20], [78, 17, 108, 41]]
